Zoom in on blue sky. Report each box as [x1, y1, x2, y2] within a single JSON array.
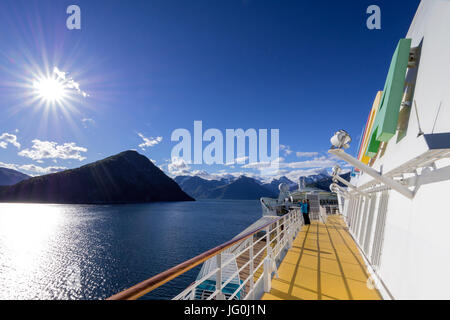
[[0, 0, 420, 181]]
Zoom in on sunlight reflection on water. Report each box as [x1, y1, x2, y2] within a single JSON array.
[[0, 204, 93, 299], [0, 201, 260, 300]]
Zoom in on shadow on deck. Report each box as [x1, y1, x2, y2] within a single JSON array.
[[262, 216, 382, 300]]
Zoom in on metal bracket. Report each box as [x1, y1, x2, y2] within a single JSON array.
[[333, 174, 370, 197], [328, 149, 414, 199]]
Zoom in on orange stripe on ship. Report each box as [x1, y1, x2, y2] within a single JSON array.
[[357, 91, 382, 165]]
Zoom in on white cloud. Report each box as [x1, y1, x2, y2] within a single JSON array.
[[164, 150, 346, 185], [279, 156, 339, 169], [241, 157, 285, 170], [54, 67, 89, 98], [279, 144, 293, 156], [0, 162, 17, 170], [296, 151, 319, 158], [0, 133, 21, 149], [167, 158, 245, 181], [138, 133, 162, 150], [283, 168, 331, 183], [188, 167, 332, 185], [189, 170, 218, 180], [19, 164, 67, 175], [189, 169, 261, 182], [18, 140, 87, 161], [81, 118, 95, 128], [225, 156, 249, 166], [168, 157, 191, 176], [0, 161, 66, 176]]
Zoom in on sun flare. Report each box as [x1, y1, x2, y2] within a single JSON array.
[[33, 76, 67, 103]]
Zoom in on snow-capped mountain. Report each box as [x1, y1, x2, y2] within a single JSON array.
[[173, 167, 339, 199], [264, 176, 298, 194], [302, 168, 330, 184]]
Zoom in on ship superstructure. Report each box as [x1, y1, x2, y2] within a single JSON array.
[[329, 0, 450, 299], [108, 0, 450, 300]]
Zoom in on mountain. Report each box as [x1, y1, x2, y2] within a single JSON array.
[[0, 151, 194, 204], [262, 176, 298, 194], [0, 167, 30, 186], [174, 175, 228, 199], [174, 169, 347, 199], [208, 176, 277, 200], [175, 175, 277, 200], [306, 172, 351, 191], [173, 175, 195, 186], [303, 169, 330, 184]]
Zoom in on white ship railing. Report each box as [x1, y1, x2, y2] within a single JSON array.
[[319, 204, 340, 223], [108, 208, 303, 300]]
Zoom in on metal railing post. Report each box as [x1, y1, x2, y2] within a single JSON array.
[[275, 219, 280, 256], [287, 213, 293, 249], [263, 257, 271, 292], [216, 253, 224, 300], [263, 225, 271, 292], [294, 210, 299, 234], [249, 235, 254, 300]]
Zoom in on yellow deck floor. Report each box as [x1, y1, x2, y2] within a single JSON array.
[[262, 215, 382, 300]]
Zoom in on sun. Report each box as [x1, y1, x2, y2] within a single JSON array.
[[33, 76, 67, 103]]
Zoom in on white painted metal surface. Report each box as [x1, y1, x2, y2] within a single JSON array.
[[337, 0, 450, 299]]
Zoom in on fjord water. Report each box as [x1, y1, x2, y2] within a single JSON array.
[[0, 200, 260, 300]]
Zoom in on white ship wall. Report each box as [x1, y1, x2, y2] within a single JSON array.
[[344, 0, 450, 299]]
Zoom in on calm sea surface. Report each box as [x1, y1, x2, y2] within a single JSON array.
[[0, 200, 261, 300]]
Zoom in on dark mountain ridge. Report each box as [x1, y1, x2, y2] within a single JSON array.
[[0, 150, 194, 204], [176, 175, 277, 200], [174, 175, 228, 199], [175, 170, 351, 199], [0, 167, 30, 186]]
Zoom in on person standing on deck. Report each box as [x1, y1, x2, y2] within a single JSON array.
[[301, 200, 310, 225]]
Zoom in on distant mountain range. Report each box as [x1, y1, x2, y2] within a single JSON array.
[[305, 172, 351, 191], [0, 151, 194, 204], [302, 168, 331, 184], [262, 176, 299, 195], [174, 175, 277, 200], [175, 170, 351, 200], [0, 152, 351, 203], [0, 167, 30, 186]]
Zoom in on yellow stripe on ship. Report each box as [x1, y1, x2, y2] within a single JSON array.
[[358, 91, 382, 165]]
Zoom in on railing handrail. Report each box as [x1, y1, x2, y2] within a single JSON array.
[[107, 213, 286, 300]]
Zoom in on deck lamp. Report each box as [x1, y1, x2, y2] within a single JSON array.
[[330, 130, 351, 150], [328, 130, 414, 199]]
